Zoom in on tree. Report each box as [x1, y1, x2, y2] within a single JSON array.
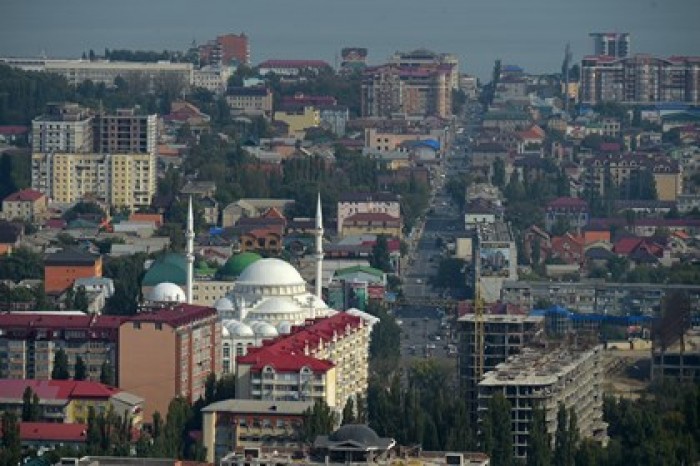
[[492, 157, 506, 187], [74, 286, 90, 313], [553, 404, 576, 466], [51, 348, 70, 380], [22, 386, 34, 421], [482, 393, 513, 466], [74, 355, 87, 381], [370, 235, 393, 273], [342, 397, 356, 425], [527, 406, 552, 466], [0, 411, 21, 466], [302, 399, 337, 441], [100, 361, 115, 386]]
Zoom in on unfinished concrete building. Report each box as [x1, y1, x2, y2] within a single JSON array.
[[457, 314, 543, 413], [478, 344, 608, 460], [652, 327, 700, 382]]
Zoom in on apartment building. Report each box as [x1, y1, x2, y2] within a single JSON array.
[[118, 304, 222, 420], [198, 33, 250, 66], [93, 109, 157, 155], [580, 54, 700, 105], [0, 379, 143, 426], [478, 344, 608, 460], [235, 312, 372, 410], [202, 399, 313, 463], [193, 65, 233, 94], [341, 213, 403, 239], [337, 192, 401, 236], [273, 105, 320, 138], [590, 32, 630, 58], [501, 280, 700, 316], [226, 87, 274, 117], [0, 313, 123, 381], [457, 314, 543, 413], [2, 189, 48, 223], [652, 327, 700, 382], [361, 64, 452, 118], [544, 197, 590, 233], [389, 49, 460, 90], [32, 103, 94, 154], [475, 222, 518, 303], [583, 153, 682, 202], [31, 104, 157, 209]]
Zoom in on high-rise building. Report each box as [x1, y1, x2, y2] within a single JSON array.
[[478, 344, 608, 460], [457, 314, 543, 414], [93, 109, 157, 155], [31, 104, 157, 209], [118, 304, 222, 420], [580, 54, 700, 105], [474, 222, 518, 303], [199, 33, 250, 66], [590, 32, 630, 58]]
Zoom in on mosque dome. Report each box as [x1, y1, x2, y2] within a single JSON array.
[[225, 320, 255, 338], [146, 282, 186, 303], [214, 297, 235, 312], [251, 321, 279, 338], [222, 325, 231, 338], [253, 297, 302, 315], [218, 252, 262, 280], [142, 253, 187, 287], [237, 258, 305, 288], [277, 321, 292, 334], [329, 424, 382, 445]]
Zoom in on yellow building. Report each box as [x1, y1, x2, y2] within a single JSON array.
[[32, 152, 156, 209], [341, 212, 403, 239], [653, 170, 683, 202], [273, 105, 320, 139], [2, 189, 48, 223]]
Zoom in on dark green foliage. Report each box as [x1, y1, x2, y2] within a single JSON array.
[[102, 253, 147, 315], [22, 386, 41, 422], [342, 397, 356, 425], [431, 258, 466, 288], [370, 235, 393, 273], [481, 393, 513, 466], [0, 247, 43, 281], [51, 348, 70, 380], [553, 404, 576, 466], [99, 361, 115, 386], [63, 201, 106, 221], [527, 407, 551, 466], [365, 302, 401, 368], [74, 286, 90, 313], [74, 355, 87, 381], [0, 411, 21, 465], [0, 64, 71, 124], [492, 157, 506, 187], [302, 399, 337, 441], [0, 151, 30, 201]]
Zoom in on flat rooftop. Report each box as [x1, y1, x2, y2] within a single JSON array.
[[477, 221, 513, 243], [458, 314, 543, 325], [479, 344, 602, 387]]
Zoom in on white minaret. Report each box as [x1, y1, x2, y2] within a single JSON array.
[[185, 196, 195, 304], [315, 193, 324, 301]]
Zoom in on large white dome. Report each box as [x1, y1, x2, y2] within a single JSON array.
[[237, 258, 306, 287], [214, 297, 234, 312], [254, 297, 302, 315], [147, 282, 186, 303]]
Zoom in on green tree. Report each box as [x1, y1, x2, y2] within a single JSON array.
[[302, 399, 337, 441], [51, 348, 70, 380], [553, 404, 576, 466], [74, 355, 87, 381], [0, 411, 21, 466], [482, 393, 513, 466], [370, 235, 393, 273], [528, 406, 552, 466], [74, 286, 89, 313], [342, 397, 356, 425], [100, 361, 115, 386], [492, 157, 506, 187], [22, 386, 34, 421]]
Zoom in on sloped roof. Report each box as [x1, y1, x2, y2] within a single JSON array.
[[142, 253, 187, 286], [20, 422, 87, 442], [3, 189, 45, 202]]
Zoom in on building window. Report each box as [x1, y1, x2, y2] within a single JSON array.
[[133, 322, 141, 329]]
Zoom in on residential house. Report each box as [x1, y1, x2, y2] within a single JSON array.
[[341, 213, 402, 239], [337, 192, 401, 237], [2, 189, 48, 223], [0, 221, 22, 255], [44, 248, 102, 294], [544, 197, 590, 233], [226, 87, 273, 117]]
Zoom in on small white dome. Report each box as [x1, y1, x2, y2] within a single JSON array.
[[214, 297, 234, 312], [224, 319, 255, 338], [147, 282, 186, 303], [254, 297, 302, 315], [237, 258, 306, 287], [222, 325, 231, 338], [277, 321, 292, 334], [253, 322, 279, 338]]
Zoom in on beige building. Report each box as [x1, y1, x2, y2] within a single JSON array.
[[337, 192, 401, 236], [341, 213, 402, 239], [478, 344, 608, 460], [2, 189, 48, 222], [32, 152, 156, 209], [118, 304, 222, 421], [32, 103, 93, 154], [192, 280, 236, 307], [273, 105, 320, 138], [235, 312, 373, 410], [226, 87, 274, 117]]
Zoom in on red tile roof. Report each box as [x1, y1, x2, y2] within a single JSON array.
[[127, 304, 218, 328], [0, 126, 29, 136], [238, 312, 364, 373], [3, 188, 45, 203], [0, 313, 125, 332], [344, 212, 401, 223], [613, 237, 642, 255], [0, 379, 120, 401], [546, 197, 589, 210], [20, 422, 87, 442]]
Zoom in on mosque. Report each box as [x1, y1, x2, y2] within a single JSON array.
[[142, 195, 355, 375]]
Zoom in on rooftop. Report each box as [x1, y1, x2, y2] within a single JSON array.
[[477, 221, 513, 243], [3, 188, 45, 203], [128, 304, 218, 328], [0, 379, 120, 401], [20, 422, 87, 442], [202, 399, 314, 414]]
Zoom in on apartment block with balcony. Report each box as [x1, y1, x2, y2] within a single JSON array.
[[478, 344, 608, 460], [118, 304, 222, 421], [0, 313, 123, 381], [235, 312, 372, 410], [226, 87, 273, 117], [93, 109, 157, 155]]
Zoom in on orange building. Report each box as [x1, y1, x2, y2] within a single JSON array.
[[118, 304, 222, 421], [44, 248, 102, 293]]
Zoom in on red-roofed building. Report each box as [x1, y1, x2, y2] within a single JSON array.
[[550, 232, 586, 265], [2, 188, 48, 223], [0, 379, 143, 426], [0, 313, 124, 381], [119, 304, 221, 421], [545, 197, 590, 233], [19, 422, 87, 449], [236, 312, 372, 409]]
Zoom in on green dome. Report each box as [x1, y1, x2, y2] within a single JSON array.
[[218, 252, 262, 279], [142, 253, 187, 287]]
